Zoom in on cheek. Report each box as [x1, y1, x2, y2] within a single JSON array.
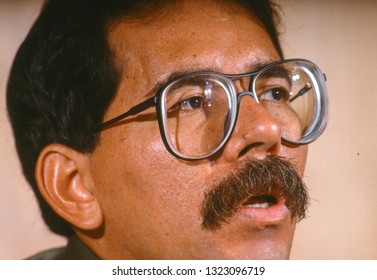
[[92, 121, 170, 196], [89, 122, 211, 249]]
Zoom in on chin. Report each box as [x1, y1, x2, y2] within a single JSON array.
[[215, 241, 292, 260], [198, 221, 296, 260]]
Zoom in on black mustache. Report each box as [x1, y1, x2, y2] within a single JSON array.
[[201, 156, 309, 230]]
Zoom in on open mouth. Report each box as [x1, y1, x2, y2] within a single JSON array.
[[237, 191, 290, 225], [242, 194, 279, 209]]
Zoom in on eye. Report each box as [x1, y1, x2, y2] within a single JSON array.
[[260, 87, 290, 102], [180, 96, 204, 110], [165, 81, 216, 115], [168, 95, 209, 114]]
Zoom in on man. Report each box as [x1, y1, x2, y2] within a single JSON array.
[[6, 0, 328, 259]]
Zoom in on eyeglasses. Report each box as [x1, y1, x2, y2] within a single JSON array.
[[91, 59, 328, 160]]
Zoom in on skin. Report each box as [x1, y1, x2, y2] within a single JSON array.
[[38, 0, 308, 259]]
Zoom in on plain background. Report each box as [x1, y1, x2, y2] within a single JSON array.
[[1, 0, 376, 259]]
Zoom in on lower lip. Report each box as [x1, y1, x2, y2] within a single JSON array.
[[236, 199, 290, 225]]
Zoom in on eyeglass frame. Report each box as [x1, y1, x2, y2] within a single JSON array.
[[89, 58, 328, 161]]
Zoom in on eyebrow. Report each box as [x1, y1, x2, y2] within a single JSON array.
[[255, 65, 291, 82], [143, 60, 276, 98]]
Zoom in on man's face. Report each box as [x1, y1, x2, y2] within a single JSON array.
[[87, 1, 308, 259]]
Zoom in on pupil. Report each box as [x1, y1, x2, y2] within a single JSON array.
[[188, 97, 201, 108], [272, 88, 283, 100]]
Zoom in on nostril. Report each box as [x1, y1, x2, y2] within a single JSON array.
[[239, 142, 263, 158]]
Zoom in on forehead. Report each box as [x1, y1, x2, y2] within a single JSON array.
[[107, 1, 279, 103]]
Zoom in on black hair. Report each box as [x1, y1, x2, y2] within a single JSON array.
[[6, 0, 282, 236]]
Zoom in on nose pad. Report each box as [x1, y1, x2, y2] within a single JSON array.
[[214, 92, 282, 163]]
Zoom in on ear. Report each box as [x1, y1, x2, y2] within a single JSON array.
[[35, 144, 103, 231]]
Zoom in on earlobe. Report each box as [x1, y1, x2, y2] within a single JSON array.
[[35, 144, 103, 231]]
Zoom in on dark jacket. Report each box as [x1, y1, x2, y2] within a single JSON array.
[[27, 235, 99, 260]]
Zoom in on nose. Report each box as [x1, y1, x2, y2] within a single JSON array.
[[215, 92, 282, 163]]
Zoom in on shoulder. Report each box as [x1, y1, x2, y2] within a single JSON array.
[[27, 247, 66, 260], [26, 235, 100, 260]]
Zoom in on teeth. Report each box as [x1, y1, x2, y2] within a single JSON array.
[[246, 202, 269, 209]]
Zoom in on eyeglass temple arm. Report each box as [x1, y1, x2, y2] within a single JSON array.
[[88, 96, 156, 132], [289, 83, 312, 102]]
